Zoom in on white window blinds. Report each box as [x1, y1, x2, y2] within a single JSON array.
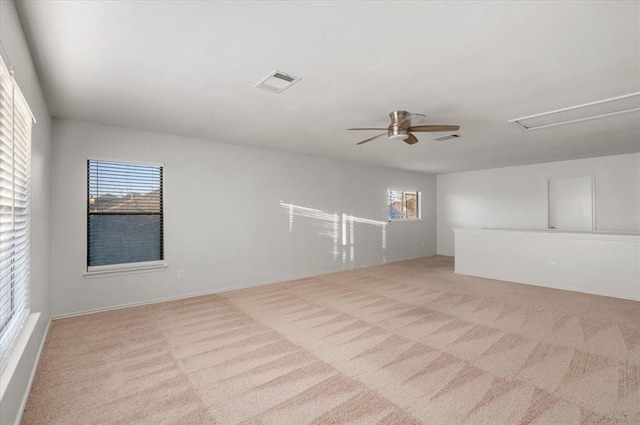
[[0, 55, 34, 372], [87, 159, 164, 270]]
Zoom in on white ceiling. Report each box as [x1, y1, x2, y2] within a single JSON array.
[[15, 1, 640, 174]]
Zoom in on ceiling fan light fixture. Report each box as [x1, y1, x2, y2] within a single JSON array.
[[389, 133, 408, 141]]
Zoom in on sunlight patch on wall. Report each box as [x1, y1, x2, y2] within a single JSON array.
[[281, 201, 387, 266]]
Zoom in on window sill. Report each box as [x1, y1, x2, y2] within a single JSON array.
[[388, 218, 423, 223], [83, 262, 169, 278], [0, 312, 40, 401]]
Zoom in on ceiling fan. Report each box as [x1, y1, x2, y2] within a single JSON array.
[[349, 111, 460, 145]]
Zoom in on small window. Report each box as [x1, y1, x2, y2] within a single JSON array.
[[387, 189, 421, 221], [87, 159, 164, 271]]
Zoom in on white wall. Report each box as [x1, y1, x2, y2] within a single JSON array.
[[437, 153, 640, 256], [0, 1, 52, 424], [50, 119, 436, 316], [455, 229, 640, 301]]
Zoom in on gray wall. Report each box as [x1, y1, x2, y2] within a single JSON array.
[[0, 1, 52, 424], [50, 119, 437, 316]]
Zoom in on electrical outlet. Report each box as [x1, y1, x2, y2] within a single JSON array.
[[178, 270, 185, 279]]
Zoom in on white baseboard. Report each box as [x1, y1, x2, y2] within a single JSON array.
[[52, 278, 278, 320], [52, 253, 437, 320]]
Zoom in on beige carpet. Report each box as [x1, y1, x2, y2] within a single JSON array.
[[22, 256, 640, 424]]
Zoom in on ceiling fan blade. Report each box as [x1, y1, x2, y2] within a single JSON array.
[[356, 132, 387, 145], [348, 127, 388, 131], [408, 125, 460, 132], [403, 133, 419, 145]]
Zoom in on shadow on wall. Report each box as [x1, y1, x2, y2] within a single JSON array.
[[280, 201, 387, 266]]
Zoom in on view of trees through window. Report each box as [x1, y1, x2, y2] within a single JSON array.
[[87, 160, 163, 268], [387, 189, 420, 220]]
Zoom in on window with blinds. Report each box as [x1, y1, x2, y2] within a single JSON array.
[[87, 159, 164, 271], [0, 55, 33, 372]]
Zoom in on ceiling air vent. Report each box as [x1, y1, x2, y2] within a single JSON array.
[[255, 70, 301, 94], [434, 134, 461, 142], [509, 92, 640, 130]]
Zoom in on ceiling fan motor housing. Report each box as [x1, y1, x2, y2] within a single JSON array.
[[388, 110, 411, 140]]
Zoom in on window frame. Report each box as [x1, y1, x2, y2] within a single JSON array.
[[85, 157, 167, 277], [386, 189, 422, 222], [0, 54, 34, 374]]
